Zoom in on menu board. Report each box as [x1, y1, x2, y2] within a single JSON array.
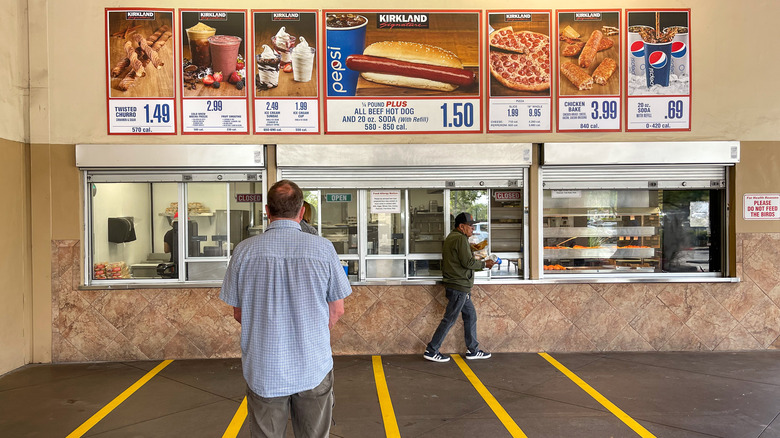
[[253, 11, 320, 134], [625, 9, 691, 131], [486, 11, 552, 132], [106, 9, 176, 134], [323, 11, 482, 134], [556, 10, 622, 132], [180, 10, 249, 134]]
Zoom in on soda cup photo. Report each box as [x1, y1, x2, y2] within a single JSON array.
[[643, 41, 672, 87], [325, 14, 368, 96], [664, 26, 689, 77], [628, 25, 653, 77]]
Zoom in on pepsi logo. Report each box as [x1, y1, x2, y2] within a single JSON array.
[[630, 40, 645, 57], [671, 41, 687, 58], [648, 51, 668, 69]]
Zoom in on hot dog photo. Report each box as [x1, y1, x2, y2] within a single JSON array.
[[325, 11, 480, 97], [556, 11, 621, 96]]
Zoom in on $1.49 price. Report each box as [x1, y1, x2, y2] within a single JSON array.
[[144, 103, 170, 123]]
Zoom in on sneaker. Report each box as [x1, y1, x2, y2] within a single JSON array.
[[423, 349, 451, 363], [465, 349, 492, 360]]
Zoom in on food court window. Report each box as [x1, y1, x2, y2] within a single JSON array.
[[85, 173, 265, 285], [277, 143, 532, 283], [542, 188, 724, 275], [298, 187, 526, 282], [540, 141, 738, 279]]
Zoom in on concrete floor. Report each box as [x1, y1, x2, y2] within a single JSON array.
[[1, 352, 780, 437]]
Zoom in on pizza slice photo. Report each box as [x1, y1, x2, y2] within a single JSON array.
[[488, 25, 551, 95]]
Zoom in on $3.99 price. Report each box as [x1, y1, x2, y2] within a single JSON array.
[[590, 100, 617, 120]]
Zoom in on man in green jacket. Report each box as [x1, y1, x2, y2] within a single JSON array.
[[424, 212, 495, 363]]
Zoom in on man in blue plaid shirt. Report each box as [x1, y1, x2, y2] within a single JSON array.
[[221, 180, 352, 437]]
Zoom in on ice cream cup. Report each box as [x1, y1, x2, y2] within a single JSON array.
[[292, 46, 315, 82]]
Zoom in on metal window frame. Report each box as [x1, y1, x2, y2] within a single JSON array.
[[538, 142, 738, 281], [81, 167, 267, 288]]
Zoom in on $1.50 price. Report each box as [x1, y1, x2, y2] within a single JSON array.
[[440, 102, 474, 128]]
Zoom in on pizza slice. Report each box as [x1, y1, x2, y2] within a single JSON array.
[[489, 26, 528, 53], [489, 51, 550, 92]]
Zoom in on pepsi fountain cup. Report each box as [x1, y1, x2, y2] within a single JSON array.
[[628, 25, 653, 77], [643, 41, 672, 87], [664, 26, 689, 77], [325, 14, 368, 96]]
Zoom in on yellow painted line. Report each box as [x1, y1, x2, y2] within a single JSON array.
[[66, 359, 174, 438], [539, 352, 656, 438], [222, 396, 248, 438], [372, 355, 401, 438], [452, 354, 528, 438]]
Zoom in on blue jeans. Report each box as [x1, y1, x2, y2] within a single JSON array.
[[427, 288, 479, 353]]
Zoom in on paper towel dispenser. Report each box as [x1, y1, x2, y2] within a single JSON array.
[[108, 217, 137, 243]]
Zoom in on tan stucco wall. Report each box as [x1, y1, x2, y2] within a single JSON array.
[[0, 140, 31, 374], [0, 1, 29, 144], [0, 0, 30, 375], [736, 142, 780, 234]]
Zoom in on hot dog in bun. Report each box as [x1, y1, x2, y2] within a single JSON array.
[[345, 41, 476, 91]]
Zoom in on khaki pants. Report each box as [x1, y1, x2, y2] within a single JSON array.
[[246, 369, 334, 438]]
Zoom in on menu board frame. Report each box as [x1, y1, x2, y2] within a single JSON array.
[[322, 9, 483, 135], [624, 8, 692, 132], [105, 8, 177, 135], [486, 10, 554, 133], [179, 9, 251, 135], [555, 9, 623, 133], [252, 9, 321, 135]]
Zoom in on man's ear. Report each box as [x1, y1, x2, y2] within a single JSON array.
[[296, 205, 306, 222]]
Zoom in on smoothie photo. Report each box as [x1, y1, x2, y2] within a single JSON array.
[[209, 35, 242, 78]]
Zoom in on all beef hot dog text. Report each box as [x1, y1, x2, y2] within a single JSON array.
[[345, 41, 476, 91]]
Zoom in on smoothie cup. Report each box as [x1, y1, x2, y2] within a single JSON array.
[[186, 22, 216, 68], [208, 35, 242, 78]]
